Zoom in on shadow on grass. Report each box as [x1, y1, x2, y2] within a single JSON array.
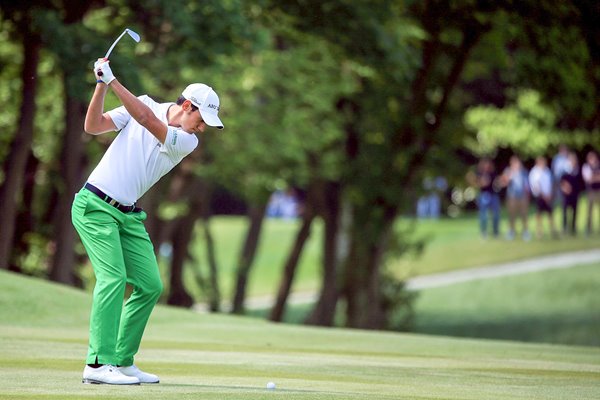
[[414, 312, 600, 346], [248, 305, 600, 347]]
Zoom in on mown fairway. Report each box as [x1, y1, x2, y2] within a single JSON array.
[[1, 270, 599, 400]]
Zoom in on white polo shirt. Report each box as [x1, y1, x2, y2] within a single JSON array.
[[87, 95, 199, 205], [528, 166, 553, 198]]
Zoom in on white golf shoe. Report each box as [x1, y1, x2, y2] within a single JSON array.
[[82, 364, 140, 385], [118, 365, 160, 384]]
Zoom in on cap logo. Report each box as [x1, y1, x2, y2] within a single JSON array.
[[207, 104, 219, 111]]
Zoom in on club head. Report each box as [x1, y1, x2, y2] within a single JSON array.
[[103, 28, 142, 60], [125, 29, 141, 43]]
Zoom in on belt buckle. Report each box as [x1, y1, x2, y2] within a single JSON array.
[[109, 199, 118, 206]]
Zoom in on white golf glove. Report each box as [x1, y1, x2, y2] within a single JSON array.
[[94, 58, 115, 85]]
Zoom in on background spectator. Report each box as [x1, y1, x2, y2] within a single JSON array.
[[467, 158, 500, 238], [559, 152, 584, 236], [500, 155, 530, 241], [552, 144, 572, 205], [267, 188, 301, 219], [529, 156, 557, 238], [417, 176, 447, 219], [582, 151, 600, 235]]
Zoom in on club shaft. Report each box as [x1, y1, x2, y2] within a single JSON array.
[[97, 29, 140, 77], [104, 30, 128, 59]]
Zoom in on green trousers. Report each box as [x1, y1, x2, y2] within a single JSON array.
[[71, 188, 163, 366]]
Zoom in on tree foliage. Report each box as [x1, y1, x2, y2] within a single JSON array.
[[465, 90, 599, 157]]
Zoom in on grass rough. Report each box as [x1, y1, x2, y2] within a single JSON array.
[[413, 263, 600, 346]]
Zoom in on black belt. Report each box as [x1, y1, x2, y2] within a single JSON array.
[[84, 183, 142, 213]]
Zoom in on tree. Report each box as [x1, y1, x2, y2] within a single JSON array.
[[122, 0, 257, 306], [269, 181, 318, 322], [269, 0, 600, 329], [201, 19, 354, 313], [35, 4, 112, 285], [268, 0, 491, 328], [464, 90, 599, 157], [0, 2, 42, 270]]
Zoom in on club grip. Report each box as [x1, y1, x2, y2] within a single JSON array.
[[96, 58, 107, 77]]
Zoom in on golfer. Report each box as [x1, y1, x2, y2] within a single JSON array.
[[72, 58, 223, 385]]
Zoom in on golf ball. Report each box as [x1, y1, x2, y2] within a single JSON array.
[[266, 382, 276, 390]]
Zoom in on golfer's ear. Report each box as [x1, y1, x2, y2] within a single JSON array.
[[183, 100, 194, 112]]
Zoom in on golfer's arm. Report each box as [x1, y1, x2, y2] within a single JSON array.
[[108, 79, 167, 144], [84, 83, 117, 135]]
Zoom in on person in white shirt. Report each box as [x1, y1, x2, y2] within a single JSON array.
[[582, 150, 600, 235], [529, 156, 557, 238], [72, 58, 223, 385]]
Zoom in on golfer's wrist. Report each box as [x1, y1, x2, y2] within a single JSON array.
[[95, 78, 116, 86]]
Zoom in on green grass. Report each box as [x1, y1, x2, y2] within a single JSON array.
[[413, 263, 600, 346], [2, 269, 600, 399]]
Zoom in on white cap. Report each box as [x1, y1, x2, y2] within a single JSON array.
[[181, 83, 224, 130]]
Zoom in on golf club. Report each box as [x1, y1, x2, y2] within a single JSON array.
[[97, 28, 141, 76]]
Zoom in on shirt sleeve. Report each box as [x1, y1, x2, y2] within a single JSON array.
[[106, 105, 131, 131], [163, 127, 199, 161], [106, 95, 154, 131]]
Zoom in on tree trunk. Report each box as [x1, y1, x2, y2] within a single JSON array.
[[363, 212, 395, 329], [343, 234, 363, 328], [49, 95, 86, 285], [0, 33, 40, 270], [201, 217, 220, 311], [11, 152, 40, 271], [231, 204, 267, 314], [200, 181, 220, 312], [165, 164, 203, 308], [167, 213, 197, 307], [269, 208, 315, 322], [305, 182, 342, 326]]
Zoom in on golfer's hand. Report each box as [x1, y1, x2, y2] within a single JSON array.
[[94, 58, 116, 85]]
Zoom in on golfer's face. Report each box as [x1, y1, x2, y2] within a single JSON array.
[[183, 103, 206, 134]]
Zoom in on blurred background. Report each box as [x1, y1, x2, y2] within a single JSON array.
[[0, 0, 598, 345]]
